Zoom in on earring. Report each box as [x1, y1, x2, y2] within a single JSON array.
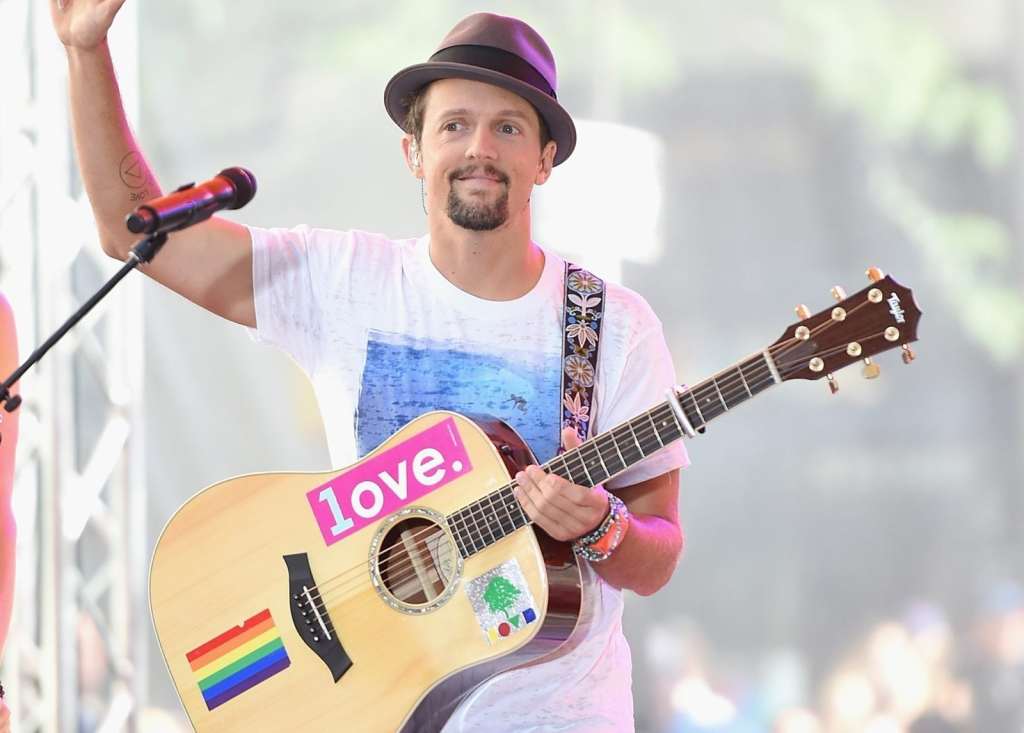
[[420, 178, 427, 215]]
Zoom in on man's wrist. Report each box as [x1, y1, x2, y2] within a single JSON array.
[[572, 491, 630, 563], [66, 38, 111, 62]]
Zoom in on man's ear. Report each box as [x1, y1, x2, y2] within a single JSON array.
[[535, 140, 557, 185], [401, 135, 423, 178]]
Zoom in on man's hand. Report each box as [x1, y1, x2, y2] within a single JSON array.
[[50, 0, 127, 50], [513, 428, 610, 542]]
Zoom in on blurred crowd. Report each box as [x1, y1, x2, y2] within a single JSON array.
[[643, 580, 1024, 733]]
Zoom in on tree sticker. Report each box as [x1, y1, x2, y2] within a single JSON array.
[[483, 575, 521, 619]]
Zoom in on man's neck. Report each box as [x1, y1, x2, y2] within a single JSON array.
[[427, 209, 545, 301]]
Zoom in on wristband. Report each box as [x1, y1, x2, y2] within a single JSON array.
[[572, 492, 630, 563]]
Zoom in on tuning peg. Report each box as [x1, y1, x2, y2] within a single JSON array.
[[827, 373, 839, 394], [862, 358, 881, 379], [831, 286, 847, 302], [866, 267, 885, 283], [901, 344, 915, 364], [795, 304, 811, 320]]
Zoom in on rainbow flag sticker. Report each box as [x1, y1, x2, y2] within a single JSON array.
[[186, 609, 290, 711]]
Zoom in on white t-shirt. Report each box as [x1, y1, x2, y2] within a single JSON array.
[[249, 225, 690, 732]]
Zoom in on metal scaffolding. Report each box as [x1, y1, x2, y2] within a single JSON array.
[[0, 1, 148, 730]]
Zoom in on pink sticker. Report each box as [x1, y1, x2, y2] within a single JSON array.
[[307, 416, 473, 545]]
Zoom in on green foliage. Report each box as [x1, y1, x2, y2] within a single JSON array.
[[874, 168, 1024, 364], [483, 575, 521, 620], [781, 0, 1014, 169], [784, 0, 1023, 365]]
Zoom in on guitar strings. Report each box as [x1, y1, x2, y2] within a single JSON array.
[[303, 333, 863, 614], [305, 304, 860, 600], [300, 313, 886, 615], [301, 306, 879, 607]]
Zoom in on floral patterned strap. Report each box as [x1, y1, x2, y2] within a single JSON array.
[[561, 262, 606, 451]]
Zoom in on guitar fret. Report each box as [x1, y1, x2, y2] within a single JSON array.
[[573, 449, 594, 485], [449, 510, 469, 556], [492, 492, 516, 536], [712, 376, 729, 411], [614, 424, 643, 464], [449, 514, 468, 557], [495, 493, 514, 535], [455, 512, 474, 555], [655, 406, 683, 442], [482, 495, 497, 538], [497, 491, 517, 533], [608, 432, 627, 473], [485, 493, 505, 536], [558, 453, 581, 486], [693, 384, 724, 421], [507, 488, 529, 527], [626, 420, 646, 457], [748, 356, 775, 395], [736, 363, 754, 398], [478, 499, 498, 545], [597, 433, 625, 476], [593, 442, 611, 480], [685, 390, 706, 428], [581, 443, 605, 486], [467, 507, 486, 553], [646, 411, 665, 449]]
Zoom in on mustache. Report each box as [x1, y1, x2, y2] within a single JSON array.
[[449, 165, 509, 185]]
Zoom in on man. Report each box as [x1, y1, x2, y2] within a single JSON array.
[[53, 3, 688, 730]]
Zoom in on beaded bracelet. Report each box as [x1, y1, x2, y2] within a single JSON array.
[[572, 492, 630, 563]]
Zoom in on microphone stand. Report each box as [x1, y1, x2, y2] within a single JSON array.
[[0, 231, 168, 413]]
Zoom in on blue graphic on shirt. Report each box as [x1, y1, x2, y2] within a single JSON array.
[[355, 331, 561, 463]]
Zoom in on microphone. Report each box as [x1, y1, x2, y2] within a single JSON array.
[[125, 167, 257, 235]]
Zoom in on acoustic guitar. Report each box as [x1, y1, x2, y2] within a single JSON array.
[[150, 268, 921, 731]]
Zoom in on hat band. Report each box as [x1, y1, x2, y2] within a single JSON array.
[[428, 45, 557, 99]]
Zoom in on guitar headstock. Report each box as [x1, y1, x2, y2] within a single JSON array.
[[769, 267, 921, 390]]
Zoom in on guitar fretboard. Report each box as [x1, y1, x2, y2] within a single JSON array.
[[446, 352, 779, 558]]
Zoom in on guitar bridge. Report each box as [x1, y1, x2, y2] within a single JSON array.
[[283, 553, 353, 682]]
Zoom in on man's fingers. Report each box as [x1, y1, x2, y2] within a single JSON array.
[[515, 472, 572, 538], [524, 465, 594, 509], [103, 0, 127, 23], [561, 426, 582, 450]]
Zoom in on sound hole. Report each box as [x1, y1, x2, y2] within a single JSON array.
[[378, 518, 457, 605]]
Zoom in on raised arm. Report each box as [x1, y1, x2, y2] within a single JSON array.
[[53, 0, 256, 327]]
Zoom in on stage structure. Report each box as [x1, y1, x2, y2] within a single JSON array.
[[0, 2, 149, 731]]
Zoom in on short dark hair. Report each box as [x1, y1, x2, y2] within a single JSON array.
[[403, 82, 553, 151]]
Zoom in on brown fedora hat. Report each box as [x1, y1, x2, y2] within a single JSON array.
[[384, 12, 577, 166]]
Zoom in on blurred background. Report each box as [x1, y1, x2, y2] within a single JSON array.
[[1, 0, 1023, 731]]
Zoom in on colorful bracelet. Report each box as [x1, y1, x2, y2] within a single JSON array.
[[572, 492, 630, 563]]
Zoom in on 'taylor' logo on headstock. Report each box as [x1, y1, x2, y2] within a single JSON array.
[[887, 293, 906, 324]]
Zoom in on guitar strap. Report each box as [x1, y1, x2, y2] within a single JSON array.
[[560, 262, 606, 451]]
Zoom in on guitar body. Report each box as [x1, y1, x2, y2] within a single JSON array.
[[150, 412, 582, 732]]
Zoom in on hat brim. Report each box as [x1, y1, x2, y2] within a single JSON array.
[[384, 62, 576, 166]]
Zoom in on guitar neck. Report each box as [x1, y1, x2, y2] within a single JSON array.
[[446, 350, 781, 557]]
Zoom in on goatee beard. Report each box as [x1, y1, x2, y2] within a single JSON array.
[[446, 165, 510, 231]]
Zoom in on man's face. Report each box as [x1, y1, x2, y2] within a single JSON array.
[[415, 78, 555, 232]]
